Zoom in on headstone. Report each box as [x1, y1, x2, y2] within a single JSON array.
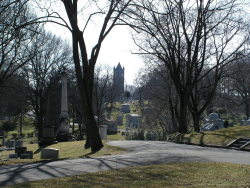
[[9, 153, 18, 159], [57, 69, 70, 141], [20, 154, 31, 159], [116, 115, 123, 125], [121, 104, 130, 113], [201, 113, 224, 131], [5, 140, 15, 149], [126, 114, 141, 129], [15, 140, 23, 147], [104, 120, 117, 134], [240, 118, 250, 126], [207, 113, 220, 121], [24, 151, 33, 159], [99, 125, 108, 140], [41, 148, 59, 159], [15, 146, 27, 157]]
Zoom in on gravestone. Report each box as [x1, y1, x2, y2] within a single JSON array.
[[9, 154, 18, 159], [126, 114, 141, 129], [41, 148, 59, 159], [99, 125, 108, 140], [207, 113, 220, 121], [142, 107, 155, 115], [240, 118, 250, 126], [24, 151, 33, 159], [15, 146, 27, 157], [40, 78, 60, 146], [121, 104, 130, 113], [116, 115, 123, 125], [15, 140, 23, 147], [201, 113, 224, 131], [107, 120, 117, 134], [20, 154, 31, 159], [5, 140, 15, 150], [57, 69, 70, 141]]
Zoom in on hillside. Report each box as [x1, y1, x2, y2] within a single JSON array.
[[176, 126, 250, 148]]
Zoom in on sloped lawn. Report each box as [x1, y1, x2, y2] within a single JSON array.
[[5, 162, 250, 188]]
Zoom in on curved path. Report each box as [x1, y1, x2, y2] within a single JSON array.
[[0, 141, 250, 186]]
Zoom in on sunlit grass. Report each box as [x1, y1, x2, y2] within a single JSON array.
[[0, 140, 125, 166], [107, 132, 125, 141], [182, 126, 250, 147], [5, 162, 250, 188]]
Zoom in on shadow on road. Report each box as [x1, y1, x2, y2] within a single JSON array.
[[0, 152, 208, 187]]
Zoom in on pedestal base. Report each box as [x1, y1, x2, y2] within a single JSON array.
[[38, 138, 57, 147], [56, 132, 71, 142]]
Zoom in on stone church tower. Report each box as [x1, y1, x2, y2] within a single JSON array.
[[113, 63, 124, 100]]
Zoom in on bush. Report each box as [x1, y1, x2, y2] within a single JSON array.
[[2, 121, 17, 131]]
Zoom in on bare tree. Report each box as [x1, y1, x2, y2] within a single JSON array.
[[220, 52, 250, 118], [124, 0, 248, 133], [29, 0, 134, 152], [0, 73, 29, 136], [0, 0, 37, 88], [24, 29, 71, 141], [93, 65, 113, 126]]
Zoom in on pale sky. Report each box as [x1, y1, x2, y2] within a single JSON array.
[[41, 0, 250, 85], [43, 4, 144, 86]]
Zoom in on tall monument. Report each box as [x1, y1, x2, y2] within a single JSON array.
[[113, 63, 125, 100], [57, 68, 70, 141]]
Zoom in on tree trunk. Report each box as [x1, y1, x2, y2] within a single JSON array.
[[245, 100, 249, 118], [192, 112, 200, 132], [178, 97, 188, 133], [79, 115, 83, 140], [19, 110, 23, 138], [72, 33, 103, 153], [168, 97, 178, 133], [72, 109, 75, 132]]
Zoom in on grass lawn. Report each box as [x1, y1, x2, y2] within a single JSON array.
[[4, 162, 250, 188], [179, 125, 250, 147], [0, 140, 125, 166], [107, 132, 125, 141]]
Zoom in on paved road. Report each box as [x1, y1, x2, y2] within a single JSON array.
[[1, 141, 250, 186]]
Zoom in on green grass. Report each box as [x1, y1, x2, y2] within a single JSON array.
[[0, 140, 125, 166], [4, 162, 250, 188], [107, 132, 125, 141], [179, 125, 250, 147]]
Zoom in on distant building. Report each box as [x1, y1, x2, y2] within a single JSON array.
[[113, 63, 124, 100]]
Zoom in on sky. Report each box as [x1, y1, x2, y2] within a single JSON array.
[[42, 1, 144, 86], [41, 0, 250, 85]]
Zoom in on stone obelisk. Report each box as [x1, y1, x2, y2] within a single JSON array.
[[57, 68, 70, 141]]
